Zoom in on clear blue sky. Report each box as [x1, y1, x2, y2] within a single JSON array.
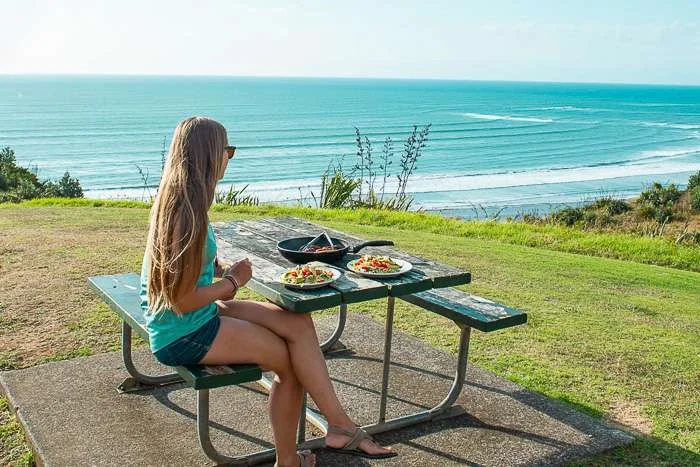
[[2, 0, 699, 84]]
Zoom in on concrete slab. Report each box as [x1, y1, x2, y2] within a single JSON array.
[[1, 314, 633, 466]]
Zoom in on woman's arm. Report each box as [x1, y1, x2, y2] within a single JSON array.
[[172, 279, 236, 314], [173, 258, 252, 314], [213, 257, 231, 278]]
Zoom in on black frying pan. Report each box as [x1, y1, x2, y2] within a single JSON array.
[[277, 237, 394, 264]]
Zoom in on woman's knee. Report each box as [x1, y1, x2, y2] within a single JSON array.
[[266, 341, 295, 376], [284, 311, 316, 339]]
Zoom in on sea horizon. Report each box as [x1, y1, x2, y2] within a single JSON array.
[[3, 73, 700, 88], [2, 75, 699, 218]]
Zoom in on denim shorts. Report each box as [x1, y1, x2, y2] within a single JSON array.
[[153, 316, 221, 367]]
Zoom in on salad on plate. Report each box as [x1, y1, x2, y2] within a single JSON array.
[[347, 255, 411, 277], [280, 264, 339, 289]]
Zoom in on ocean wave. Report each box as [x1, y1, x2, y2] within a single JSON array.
[[641, 122, 700, 130], [85, 157, 700, 204], [398, 163, 700, 195], [521, 106, 612, 113], [535, 106, 602, 112], [461, 113, 553, 123], [622, 102, 700, 107]]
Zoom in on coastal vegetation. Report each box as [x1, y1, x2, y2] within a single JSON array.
[[0, 147, 83, 203], [526, 171, 700, 247], [311, 124, 431, 210], [0, 201, 698, 466]]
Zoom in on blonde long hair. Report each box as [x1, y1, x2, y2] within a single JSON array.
[[146, 117, 228, 313]]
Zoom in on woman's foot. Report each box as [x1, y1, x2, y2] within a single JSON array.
[[275, 450, 316, 467], [325, 425, 394, 457]]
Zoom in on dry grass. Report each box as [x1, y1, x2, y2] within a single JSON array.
[[0, 206, 149, 368]]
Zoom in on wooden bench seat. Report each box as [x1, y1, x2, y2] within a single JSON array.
[[401, 288, 527, 332], [88, 273, 262, 389]]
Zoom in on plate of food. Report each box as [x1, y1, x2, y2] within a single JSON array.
[[347, 255, 412, 278], [279, 264, 342, 290]]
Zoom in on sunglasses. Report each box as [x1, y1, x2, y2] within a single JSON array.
[[225, 145, 236, 160]]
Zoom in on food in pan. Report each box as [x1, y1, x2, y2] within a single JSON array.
[[300, 244, 341, 253]]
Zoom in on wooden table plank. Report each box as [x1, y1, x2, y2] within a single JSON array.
[[258, 217, 470, 291], [214, 221, 389, 304], [214, 234, 342, 313]]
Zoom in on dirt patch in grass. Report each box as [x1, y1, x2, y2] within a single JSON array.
[[605, 400, 654, 436]]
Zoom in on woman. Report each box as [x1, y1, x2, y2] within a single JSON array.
[[140, 117, 395, 467]]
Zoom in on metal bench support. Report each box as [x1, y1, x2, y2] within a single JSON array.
[[197, 389, 277, 465], [119, 322, 184, 392]]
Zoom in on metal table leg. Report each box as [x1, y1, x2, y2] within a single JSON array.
[[319, 304, 347, 353], [378, 296, 395, 423], [119, 322, 183, 392], [297, 392, 307, 444], [364, 323, 471, 434]]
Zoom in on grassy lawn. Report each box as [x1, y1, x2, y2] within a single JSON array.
[[0, 201, 698, 466]]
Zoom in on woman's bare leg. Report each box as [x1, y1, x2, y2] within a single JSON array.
[[200, 316, 315, 467], [218, 300, 393, 456]]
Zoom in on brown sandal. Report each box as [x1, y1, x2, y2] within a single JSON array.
[[325, 425, 397, 459], [297, 450, 314, 466], [274, 450, 314, 467]]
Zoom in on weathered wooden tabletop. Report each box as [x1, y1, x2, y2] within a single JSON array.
[[212, 216, 471, 313]]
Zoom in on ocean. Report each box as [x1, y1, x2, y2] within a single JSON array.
[[2, 75, 699, 217]]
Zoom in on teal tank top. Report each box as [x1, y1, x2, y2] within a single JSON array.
[[140, 223, 219, 353]]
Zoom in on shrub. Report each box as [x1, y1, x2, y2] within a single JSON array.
[[214, 185, 259, 207], [0, 147, 84, 202], [583, 210, 598, 226], [638, 182, 681, 222], [42, 172, 84, 198], [14, 178, 41, 200], [589, 197, 631, 215], [636, 204, 657, 220], [691, 187, 700, 212], [312, 170, 360, 209], [552, 207, 584, 226], [688, 171, 700, 191], [323, 124, 430, 211], [57, 172, 83, 198]]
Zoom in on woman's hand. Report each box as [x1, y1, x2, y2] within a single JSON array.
[[214, 257, 231, 278], [223, 258, 253, 289]]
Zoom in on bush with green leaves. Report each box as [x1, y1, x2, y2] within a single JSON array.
[[312, 169, 360, 209], [589, 196, 631, 215], [551, 207, 585, 226], [0, 146, 83, 202], [638, 182, 681, 222], [691, 187, 700, 212], [687, 170, 700, 191]]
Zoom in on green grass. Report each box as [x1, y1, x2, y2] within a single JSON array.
[[0, 398, 32, 466], [0, 201, 699, 465], [12, 198, 698, 271]]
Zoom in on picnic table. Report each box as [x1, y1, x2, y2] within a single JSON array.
[[89, 216, 526, 465], [213, 217, 477, 442]]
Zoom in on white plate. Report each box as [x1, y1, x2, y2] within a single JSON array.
[[346, 257, 413, 278], [279, 266, 342, 290]]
